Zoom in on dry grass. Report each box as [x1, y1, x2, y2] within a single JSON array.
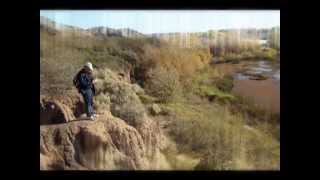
[[162, 101, 279, 170], [41, 26, 279, 170], [142, 45, 211, 79]]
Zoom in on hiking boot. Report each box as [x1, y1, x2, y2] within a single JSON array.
[[89, 115, 96, 121]]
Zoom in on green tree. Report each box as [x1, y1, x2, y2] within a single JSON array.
[[268, 27, 280, 50]]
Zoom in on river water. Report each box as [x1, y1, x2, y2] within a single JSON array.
[[216, 60, 280, 113]]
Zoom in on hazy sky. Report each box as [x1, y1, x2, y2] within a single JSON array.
[[40, 10, 280, 34]]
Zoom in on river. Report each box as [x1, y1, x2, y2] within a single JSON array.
[[215, 60, 280, 113]]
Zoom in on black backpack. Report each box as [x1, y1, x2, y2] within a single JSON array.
[[73, 71, 82, 91], [73, 70, 96, 95]]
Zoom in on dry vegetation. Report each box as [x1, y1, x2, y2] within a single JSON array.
[[158, 30, 280, 62], [156, 65, 280, 170], [41, 26, 280, 170], [162, 102, 279, 170], [208, 31, 279, 62]]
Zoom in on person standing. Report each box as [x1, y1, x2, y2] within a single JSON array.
[[73, 62, 97, 120]]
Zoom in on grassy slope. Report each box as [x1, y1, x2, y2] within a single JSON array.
[[41, 29, 280, 170], [154, 66, 280, 170]]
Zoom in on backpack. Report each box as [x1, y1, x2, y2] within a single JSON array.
[[73, 71, 82, 91], [73, 70, 96, 95]]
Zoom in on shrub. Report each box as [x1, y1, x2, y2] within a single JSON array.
[[229, 95, 280, 137], [214, 75, 234, 92], [197, 84, 235, 103], [223, 53, 242, 62], [186, 71, 235, 103], [165, 103, 239, 169], [144, 67, 182, 103], [268, 27, 280, 50], [40, 55, 84, 95], [209, 31, 260, 57], [138, 93, 159, 104], [94, 93, 111, 112], [141, 45, 211, 80], [255, 48, 278, 60], [240, 51, 255, 59], [164, 102, 279, 170]]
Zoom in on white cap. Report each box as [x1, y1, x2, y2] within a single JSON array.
[[84, 62, 93, 71]]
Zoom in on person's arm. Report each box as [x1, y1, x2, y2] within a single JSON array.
[[73, 71, 80, 86], [92, 83, 96, 95], [90, 76, 96, 95]]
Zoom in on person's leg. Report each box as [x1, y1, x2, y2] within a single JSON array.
[[90, 91, 96, 115], [86, 89, 94, 117], [82, 90, 92, 117]]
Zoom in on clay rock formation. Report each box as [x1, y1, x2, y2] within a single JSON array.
[[40, 68, 168, 170], [40, 94, 84, 125], [40, 112, 162, 170]]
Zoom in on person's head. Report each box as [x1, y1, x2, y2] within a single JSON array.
[[84, 62, 93, 72]]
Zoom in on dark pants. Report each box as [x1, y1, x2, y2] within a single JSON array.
[[81, 89, 94, 117]]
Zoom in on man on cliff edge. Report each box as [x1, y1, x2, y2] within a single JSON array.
[[73, 62, 97, 120]]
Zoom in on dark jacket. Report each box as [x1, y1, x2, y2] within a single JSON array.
[[74, 68, 96, 95]]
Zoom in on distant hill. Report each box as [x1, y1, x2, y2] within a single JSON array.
[[40, 16, 279, 48], [88, 27, 145, 38], [40, 16, 92, 37], [40, 16, 145, 38]]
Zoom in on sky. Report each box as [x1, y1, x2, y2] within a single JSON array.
[[40, 10, 280, 34]]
